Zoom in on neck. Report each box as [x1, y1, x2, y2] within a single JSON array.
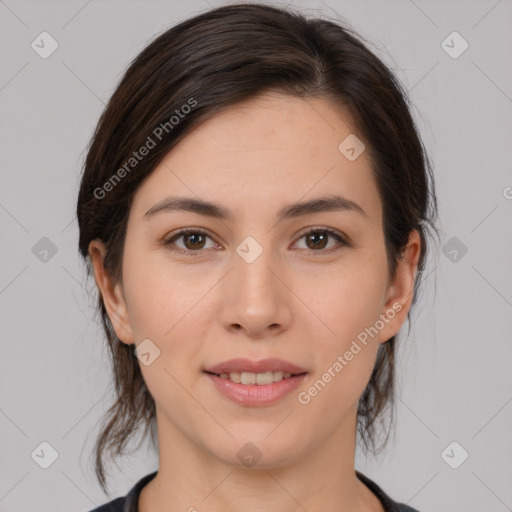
[[139, 407, 383, 512]]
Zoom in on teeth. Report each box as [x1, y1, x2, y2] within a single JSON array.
[[217, 371, 295, 384]]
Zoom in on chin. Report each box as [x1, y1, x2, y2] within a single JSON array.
[[206, 434, 306, 470]]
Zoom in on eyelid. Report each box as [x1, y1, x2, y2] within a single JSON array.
[[162, 226, 349, 254], [291, 226, 348, 251], [162, 227, 218, 254]]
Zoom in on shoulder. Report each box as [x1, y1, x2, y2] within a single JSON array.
[[85, 471, 158, 512], [395, 505, 421, 512], [356, 471, 421, 512], [87, 497, 125, 512]]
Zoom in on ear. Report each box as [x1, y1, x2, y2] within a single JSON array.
[[377, 229, 422, 344], [88, 239, 135, 345]]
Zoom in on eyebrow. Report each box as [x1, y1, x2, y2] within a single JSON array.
[[144, 194, 368, 222]]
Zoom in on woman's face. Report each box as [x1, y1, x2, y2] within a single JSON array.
[[91, 92, 419, 469]]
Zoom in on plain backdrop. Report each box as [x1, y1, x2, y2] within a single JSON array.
[[1, 1, 511, 511]]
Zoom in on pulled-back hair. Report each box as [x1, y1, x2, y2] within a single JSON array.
[[76, 2, 439, 494]]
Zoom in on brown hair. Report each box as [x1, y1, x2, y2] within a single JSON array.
[[76, 2, 439, 494]]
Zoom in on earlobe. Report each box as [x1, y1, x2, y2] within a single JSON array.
[[88, 239, 135, 345], [378, 229, 422, 344]]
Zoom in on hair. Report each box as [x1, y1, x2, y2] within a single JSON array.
[[76, 1, 439, 495]]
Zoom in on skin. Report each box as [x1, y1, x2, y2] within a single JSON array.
[[89, 91, 420, 512]]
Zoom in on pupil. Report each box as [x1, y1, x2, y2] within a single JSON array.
[[186, 233, 204, 249], [183, 232, 329, 251], [309, 232, 327, 250]]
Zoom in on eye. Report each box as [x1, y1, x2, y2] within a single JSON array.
[[162, 226, 348, 255], [293, 227, 348, 253], [162, 228, 219, 255]]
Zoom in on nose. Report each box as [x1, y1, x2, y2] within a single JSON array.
[[219, 241, 292, 339]]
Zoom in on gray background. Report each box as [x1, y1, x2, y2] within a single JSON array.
[[1, 0, 511, 511]]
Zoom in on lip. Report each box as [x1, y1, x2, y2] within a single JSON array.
[[205, 372, 307, 406], [204, 358, 307, 375]]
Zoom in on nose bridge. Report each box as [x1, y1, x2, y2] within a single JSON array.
[[220, 232, 290, 335], [233, 233, 278, 301]]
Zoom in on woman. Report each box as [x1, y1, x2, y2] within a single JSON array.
[[77, 3, 439, 511]]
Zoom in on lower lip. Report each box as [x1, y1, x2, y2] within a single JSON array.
[[205, 372, 307, 406]]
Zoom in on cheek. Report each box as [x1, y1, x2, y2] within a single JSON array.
[[309, 262, 388, 341], [121, 244, 182, 340], [300, 279, 384, 413], [122, 246, 210, 374], [302, 257, 387, 398]]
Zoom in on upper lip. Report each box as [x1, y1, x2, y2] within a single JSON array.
[[204, 358, 307, 375]]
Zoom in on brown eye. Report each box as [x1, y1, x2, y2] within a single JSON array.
[[305, 231, 329, 250], [181, 232, 206, 250], [163, 227, 347, 256], [295, 228, 347, 253], [163, 229, 217, 254]]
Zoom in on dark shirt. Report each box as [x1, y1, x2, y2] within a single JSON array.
[[88, 470, 419, 512]]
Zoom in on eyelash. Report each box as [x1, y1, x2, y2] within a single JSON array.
[[162, 227, 348, 256]]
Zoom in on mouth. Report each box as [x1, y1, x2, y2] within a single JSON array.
[[204, 370, 308, 407], [203, 357, 308, 384], [203, 370, 307, 385]]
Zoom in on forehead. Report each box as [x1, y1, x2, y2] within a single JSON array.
[[182, 91, 356, 155], [129, 92, 382, 225]]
